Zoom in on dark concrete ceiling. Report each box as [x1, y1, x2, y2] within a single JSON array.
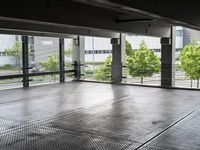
[[0, 0, 197, 37], [73, 0, 200, 30]]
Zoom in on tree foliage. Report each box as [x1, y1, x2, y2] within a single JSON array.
[[91, 40, 160, 83], [126, 40, 160, 84], [93, 41, 133, 81], [179, 39, 200, 87], [5, 41, 22, 56], [39, 54, 59, 82], [94, 55, 112, 81], [126, 41, 134, 56], [39, 55, 59, 72], [65, 47, 73, 69], [5, 41, 22, 67], [65, 47, 73, 57]]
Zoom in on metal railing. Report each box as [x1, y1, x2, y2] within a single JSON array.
[[0, 62, 78, 88]]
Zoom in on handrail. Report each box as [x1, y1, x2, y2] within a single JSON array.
[[0, 69, 76, 79]]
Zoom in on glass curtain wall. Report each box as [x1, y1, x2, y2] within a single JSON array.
[[124, 35, 161, 86], [64, 38, 74, 81], [84, 36, 112, 82], [174, 27, 200, 89], [0, 34, 22, 90], [28, 36, 60, 86], [0, 35, 76, 90]]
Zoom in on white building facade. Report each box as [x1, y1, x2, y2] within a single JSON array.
[[0, 26, 199, 67]]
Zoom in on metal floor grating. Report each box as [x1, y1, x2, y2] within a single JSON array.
[[0, 125, 140, 150], [140, 110, 200, 150], [0, 82, 200, 149]]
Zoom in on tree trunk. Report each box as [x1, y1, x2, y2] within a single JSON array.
[[141, 77, 143, 84], [191, 80, 193, 88], [197, 79, 199, 88]]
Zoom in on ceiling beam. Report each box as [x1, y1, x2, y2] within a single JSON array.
[[0, 0, 171, 37], [116, 18, 155, 23], [74, 0, 200, 31], [0, 17, 120, 38]]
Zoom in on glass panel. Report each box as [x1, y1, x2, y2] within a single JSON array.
[[0, 34, 23, 89], [29, 36, 60, 86], [124, 35, 161, 86], [30, 75, 59, 86], [175, 26, 200, 89], [0, 78, 22, 90], [0, 35, 22, 76], [85, 36, 112, 82], [64, 38, 74, 81]]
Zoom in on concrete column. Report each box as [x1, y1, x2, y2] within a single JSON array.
[[22, 36, 29, 87], [72, 36, 85, 80], [59, 38, 65, 83], [121, 34, 126, 80], [111, 33, 126, 83], [161, 27, 176, 87]]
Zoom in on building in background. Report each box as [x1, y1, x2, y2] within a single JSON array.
[[0, 35, 16, 66], [85, 36, 112, 63], [32, 37, 59, 67], [0, 26, 200, 67], [183, 27, 200, 45]]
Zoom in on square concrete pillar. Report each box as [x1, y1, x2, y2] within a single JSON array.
[[111, 33, 126, 83], [59, 38, 65, 83], [73, 36, 85, 80], [161, 27, 176, 87], [22, 36, 29, 88]]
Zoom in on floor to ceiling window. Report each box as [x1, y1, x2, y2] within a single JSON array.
[[28, 36, 60, 86], [0, 34, 23, 90], [64, 38, 74, 81], [174, 27, 200, 89], [124, 34, 161, 86], [84, 36, 112, 82]]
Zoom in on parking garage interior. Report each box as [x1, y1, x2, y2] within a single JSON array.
[[0, 0, 200, 149]]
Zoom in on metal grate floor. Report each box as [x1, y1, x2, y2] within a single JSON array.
[[0, 82, 200, 149], [0, 125, 136, 150]]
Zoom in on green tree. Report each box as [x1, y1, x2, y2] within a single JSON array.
[[126, 40, 160, 84], [65, 47, 73, 57], [179, 39, 200, 88], [126, 41, 134, 56], [94, 55, 112, 81], [39, 55, 59, 82], [5, 41, 22, 71], [93, 41, 133, 81]]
